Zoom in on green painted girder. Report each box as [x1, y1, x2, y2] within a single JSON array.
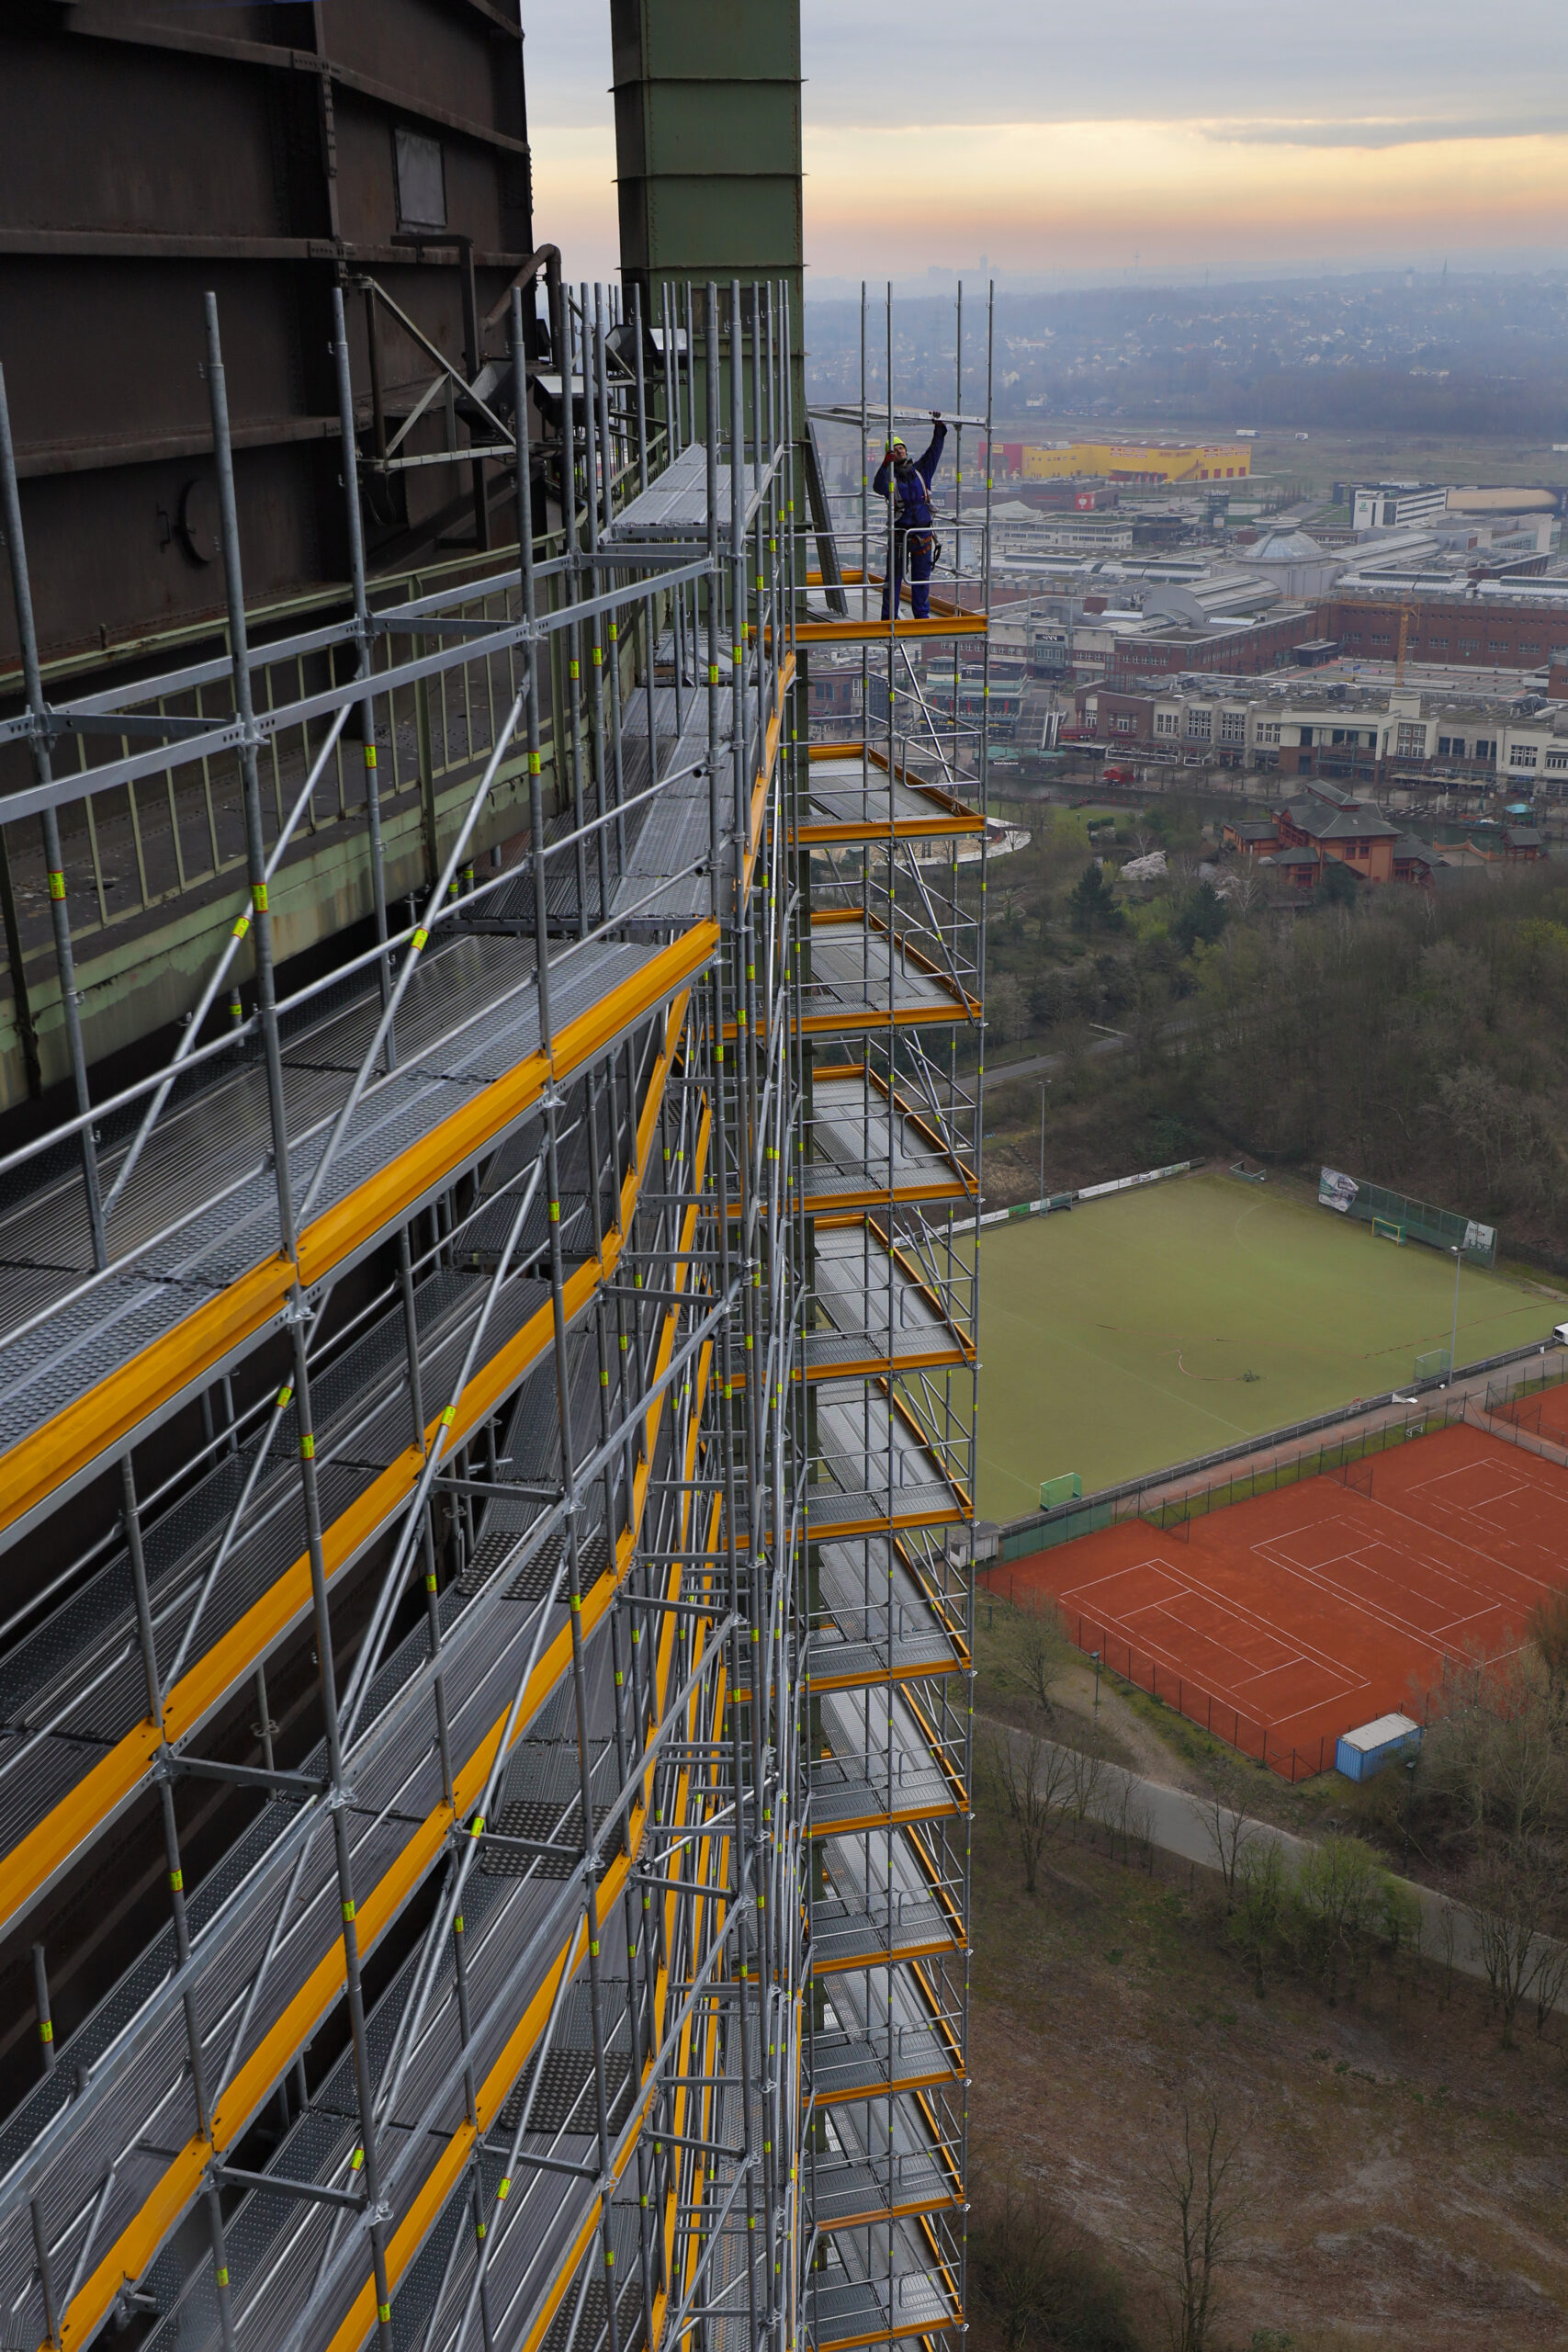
[[611, 0, 803, 283]]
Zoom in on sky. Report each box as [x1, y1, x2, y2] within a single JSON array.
[[523, 2, 1568, 289]]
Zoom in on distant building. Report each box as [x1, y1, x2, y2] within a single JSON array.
[[1352, 483, 1450, 531], [1074, 670, 1568, 797], [1320, 590, 1568, 674], [1393, 834, 1444, 887], [1143, 571, 1281, 625], [1275, 793, 1402, 881], [1222, 816, 1280, 855], [980, 438, 1252, 485], [1111, 604, 1326, 680], [1256, 789, 1444, 892], [1237, 528, 1343, 601]]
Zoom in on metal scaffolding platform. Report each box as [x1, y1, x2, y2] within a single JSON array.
[[793, 279, 993, 2352], [0, 261, 993, 2352]]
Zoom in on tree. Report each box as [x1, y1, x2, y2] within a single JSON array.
[[1228, 1841, 1285, 1997], [1533, 1934, 1568, 2039], [1191, 1793, 1257, 1913], [969, 2172, 1137, 2352], [1152, 2092, 1248, 2352], [1224, 863, 1263, 919], [1172, 883, 1227, 957], [1466, 1835, 1562, 2048], [1422, 1644, 1568, 1846], [1029, 967, 1072, 1028], [1314, 856, 1359, 909], [1068, 860, 1123, 937], [987, 972, 1028, 1045], [1000, 1598, 1068, 1722], [1067, 1739, 1108, 1838], [1288, 1835, 1387, 2004], [1094, 951, 1134, 1014], [1531, 1588, 1568, 1700], [989, 1732, 1071, 1894], [1435, 1063, 1559, 1211]]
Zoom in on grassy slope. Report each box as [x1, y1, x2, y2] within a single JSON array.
[[976, 1170, 1558, 1517], [969, 1806, 1568, 2351]]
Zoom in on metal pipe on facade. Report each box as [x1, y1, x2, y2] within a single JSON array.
[[511, 287, 554, 1053], [331, 286, 394, 1017], [0, 366, 107, 1267], [554, 277, 591, 936], [30, 1946, 54, 2078], [203, 294, 299, 1261], [595, 285, 630, 876], [579, 285, 615, 928]]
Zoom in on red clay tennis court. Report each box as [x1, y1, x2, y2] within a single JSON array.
[[990, 1421, 1568, 1779], [1494, 1383, 1568, 1452]]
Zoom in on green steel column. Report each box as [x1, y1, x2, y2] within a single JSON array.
[[612, 0, 802, 317]]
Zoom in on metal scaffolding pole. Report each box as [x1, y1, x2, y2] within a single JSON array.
[[0, 260, 919, 2352]]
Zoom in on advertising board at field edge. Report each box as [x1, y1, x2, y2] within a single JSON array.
[[1319, 1168, 1358, 1214]]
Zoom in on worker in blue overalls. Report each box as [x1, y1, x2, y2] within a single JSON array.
[[872, 413, 946, 619]]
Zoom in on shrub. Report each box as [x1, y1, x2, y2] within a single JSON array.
[[1068, 862, 1124, 938], [969, 2174, 1138, 2352], [1286, 1835, 1387, 2003]]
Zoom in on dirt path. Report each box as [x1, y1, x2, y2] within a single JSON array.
[[1050, 1659, 1208, 1792]]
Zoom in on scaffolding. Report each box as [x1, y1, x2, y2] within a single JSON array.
[[789, 284, 992, 2352], [0, 264, 990, 2352]]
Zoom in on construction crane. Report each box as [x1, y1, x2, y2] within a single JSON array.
[[1337, 594, 1424, 684]]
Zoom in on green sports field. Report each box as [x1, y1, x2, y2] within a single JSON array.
[[976, 1170, 1562, 1518]]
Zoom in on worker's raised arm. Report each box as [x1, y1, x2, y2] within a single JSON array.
[[871, 448, 895, 499], [915, 416, 947, 484]]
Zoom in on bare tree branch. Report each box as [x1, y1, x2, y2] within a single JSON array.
[[1190, 1792, 1257, 1911], [1467, 1836, 1562, 2049], [988, 1731, 1072, 1894], [1150, 2089, 1249, 2352]]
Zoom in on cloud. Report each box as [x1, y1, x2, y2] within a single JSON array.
[[513, 2, 1568, 283], [1201, 117, 1567, 150], [797, 0, 1568, 130], [800, 117, 1568, 278]]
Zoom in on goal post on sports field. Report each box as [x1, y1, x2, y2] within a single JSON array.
[[1371, 1216, 1404, 1245], [1415, 1347, 1451, 1381], [1040, 1472, 1082, 1510]]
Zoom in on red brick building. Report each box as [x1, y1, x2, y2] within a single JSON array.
[[1325, 595, 1561, 671], [1068, 688, 1156, 745], [1105, 593, 1568, 690], [1111, 607, 1327, 682], [1275, 793, 1401, 881]]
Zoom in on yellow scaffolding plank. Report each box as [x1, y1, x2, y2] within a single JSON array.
[[0, 1004, 694, 1934], [44, 1106, 720, 2352], [0, 922, 718, 1545]]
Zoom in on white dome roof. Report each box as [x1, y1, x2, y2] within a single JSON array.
[[1250, 528, 1325, 562]]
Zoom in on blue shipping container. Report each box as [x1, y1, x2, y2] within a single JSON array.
[[1335, 1712, 1421, 1782]]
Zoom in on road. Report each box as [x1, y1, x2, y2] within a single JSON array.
[[984, 1034, 1124, 1088], [986, 1004, 1213, 1091], [977, 1712, 1494, 1982]]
